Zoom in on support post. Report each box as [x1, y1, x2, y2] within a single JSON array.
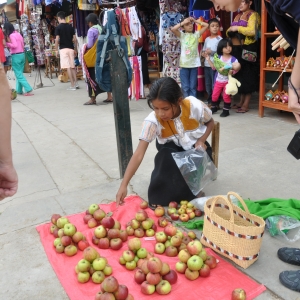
[[109, 49, 133, 178]]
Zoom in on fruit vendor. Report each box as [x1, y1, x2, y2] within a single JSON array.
[[116, 77, 214, 208]]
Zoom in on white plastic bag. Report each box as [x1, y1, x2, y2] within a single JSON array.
[[171, 147, 218, 196]]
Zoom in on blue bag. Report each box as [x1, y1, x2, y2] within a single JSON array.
[[95, 10, 132, 92]]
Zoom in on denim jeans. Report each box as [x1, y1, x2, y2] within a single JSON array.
[[204, 67, 216, 104], [180, 67, 198, 98]]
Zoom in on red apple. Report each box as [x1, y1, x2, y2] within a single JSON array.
[[61, 236, 72, 247], [141, 281, 155, 295], [151, 224, 157, 231], [137, 258, 146, 268], [154, 206, 165, 217], [98, 238, 110, 249], [92, 236, 100, 245], [83, 247, 99, 262], [51, 214, 61, 225], [126, 226, 134, 236], [158, 217, 169, 228], [125, 294, 134, 300], [119, 230, 128, 242], [182, 236, 192, 245], [114, 284, 129, 300], [101, 276, 119, 293], [134, 228, 145, 238], [135, 210, 148, 222], [170, 213, 180, 221], [53, 228, 59, 238], [162, 270, 178, 284], [199, 264, 210, 277], [110, 238, 123, 250], [165, 246, 178, 257], [205, 255, 217, 269], [194, 209, 202, 217], [101, 216, 115, 229], [134, 268, 147, 284], [83, 214, 93, 224], [78, 240, 89, 251], [72, 231, 84, 243], [128, 237, 141, 252], [179, 214, 189, 222], [146, 272, 162, 285], [231, 288, 246, 300], [168, 201, 178, 209], [156, 280, 171, 295], [147, 257, 162, 273], [93, 209, 106, 221], [186, 240, 202, 255], [50, 224, 57, 234], [140, 261, 150, 275], [107, 229, 120, 239], [140, 200, 148, 209], [88, 218, 98, 228], [164, 225, 177, 237], [185, 268, 199, 280]]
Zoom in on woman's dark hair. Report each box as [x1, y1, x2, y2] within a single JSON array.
[[217, 38, 233, 55], [57, 11, 66, 20], [208, 18, 220, 26], [147, 77, 183, 109], [3, 23, 15, 37], [85, 13, 99, 25]]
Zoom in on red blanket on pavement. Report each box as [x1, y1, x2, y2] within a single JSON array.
[[36, 195, 266, 300]]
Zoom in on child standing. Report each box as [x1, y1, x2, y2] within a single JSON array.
[[116, 77, 214, 207], [205, 39, 241, 117], [171, 17, 208, 98], [201, 18, 222, 106]]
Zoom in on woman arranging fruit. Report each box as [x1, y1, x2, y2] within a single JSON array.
[[116, 77, 214, 208]]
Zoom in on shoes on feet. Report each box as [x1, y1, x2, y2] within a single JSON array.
[[76, 84, 79, 89], [67, 87, 76, 91], [220, 109, 229, 117]]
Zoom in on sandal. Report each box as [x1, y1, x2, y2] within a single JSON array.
[[23, 92, 34, 96], [84, 101, 96, 105], [232, 104, 241, 109], [103, 99, 113, 103], [279, 270, 300, 292], [278, 247, 300, 266], [236, 108, 249, 113]]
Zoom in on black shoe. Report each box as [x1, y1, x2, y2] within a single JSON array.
[[220, 109, 229, 117], [278, 247, 300, 266], [279, 270, 300, 292], [211, 106, 218, 114]]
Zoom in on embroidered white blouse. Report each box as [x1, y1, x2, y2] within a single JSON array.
[[139, 96, 212, 150]]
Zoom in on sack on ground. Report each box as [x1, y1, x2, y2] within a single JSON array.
[[171, 146, 217, 196]]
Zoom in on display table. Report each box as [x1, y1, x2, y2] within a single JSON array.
[[45, 55, 60, 79]]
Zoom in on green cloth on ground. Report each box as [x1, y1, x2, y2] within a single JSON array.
[[175, 220, 204, 230], [240, 198, 300, 220]]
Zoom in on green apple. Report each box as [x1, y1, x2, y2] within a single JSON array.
[[187, 255, 203, 271], [77, 259, 91, 272], [119, 256, 126, 265], [137, 248, 148, 259], [77, 271, 90, 283], [92, 271, 105, 284], [156, 280, 172, 295], [103, 264, 113, 276], [88, 204, 99, 215], [64, 245, 78, 257], [134, 255, 139, 263], [56, 217, 69, 229], [54, 238, 61, 247], [92, 257, 107, 271], [94, 225, 107, 239], [63, 223, 76, 237], [125, 260, 136, 270], [146, 229, 155, 237], [55, 243, 65, 253]]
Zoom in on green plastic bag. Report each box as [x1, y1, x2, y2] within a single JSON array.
[[25, 50, 35, 64]]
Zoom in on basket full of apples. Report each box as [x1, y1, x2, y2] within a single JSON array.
[[50, 214, 89, 256]]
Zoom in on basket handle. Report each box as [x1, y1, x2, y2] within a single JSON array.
[[209, 195, 235, 223], [227, 191, 250, 214]]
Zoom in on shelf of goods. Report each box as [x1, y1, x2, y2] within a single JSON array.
[[258, 0, 293, 117]]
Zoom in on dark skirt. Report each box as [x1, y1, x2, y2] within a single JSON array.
[[232, 42, 260, 95], [148, 140, 212, 206], [87, 67, 104, 98]]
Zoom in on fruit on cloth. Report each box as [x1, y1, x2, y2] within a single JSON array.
[[231, 288, 246, 300]]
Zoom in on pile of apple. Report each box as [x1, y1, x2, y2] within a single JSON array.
[[134, 255, 176, 295], [75, 246, 113, 284], [175, 240, 218, 281], [125, 209, 157, 238], [95, 276, 134, 300], [83, 203, 120, 229], [154, 224, 195, 257], [50, 214, 89, 256], [167, 201, 202, 222], [92, 223, 128, 250]]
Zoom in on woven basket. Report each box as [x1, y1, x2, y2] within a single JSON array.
[[200, 191, 265, 269]]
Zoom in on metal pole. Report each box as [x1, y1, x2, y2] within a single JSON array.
[[109, 49, 133, 178]]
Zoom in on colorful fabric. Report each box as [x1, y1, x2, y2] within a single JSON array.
[[179, 31, 201, 68], [139, 96, 212, 150], [0, 29, 5, 63]]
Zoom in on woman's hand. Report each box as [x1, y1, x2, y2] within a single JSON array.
[[116, 184, 128, 206], [0, 163, 18, 201], [229, 26, 239, 32], [195, 140, 207, 151]]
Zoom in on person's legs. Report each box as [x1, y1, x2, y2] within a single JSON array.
[[11, 53, 32, 94], [220, 83, 231, 117], [189, 67, 198, 98], [60, 49, 76, 89], [211, 81, 223, 113], [180, 68, 190, 98], [237, 93, 251, 112], [204, 67, 214, 104]]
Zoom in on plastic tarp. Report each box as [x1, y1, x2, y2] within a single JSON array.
[[36, 195, 266, 300]]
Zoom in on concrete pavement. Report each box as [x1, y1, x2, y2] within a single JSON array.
[[0, 70, 300, 299]]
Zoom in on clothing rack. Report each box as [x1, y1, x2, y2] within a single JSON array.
[[100, 0, 135, 7]]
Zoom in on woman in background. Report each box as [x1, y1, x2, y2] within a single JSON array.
[[4, 23, 33, 96]]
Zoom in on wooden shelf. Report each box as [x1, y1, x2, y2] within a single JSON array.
[[261, 100, 290, 111], [263, 67, 292, 72], [264, 32, 281, 37]]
